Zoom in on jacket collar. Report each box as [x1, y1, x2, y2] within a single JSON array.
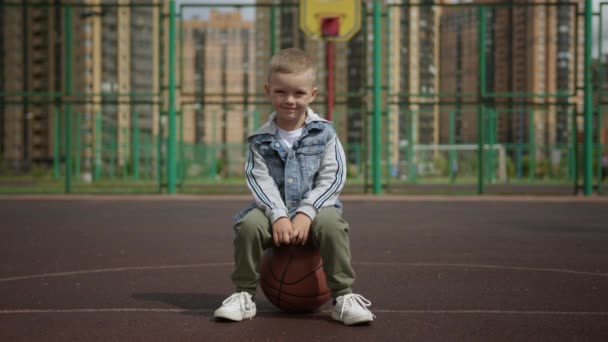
[[249, 107, 330, 138]]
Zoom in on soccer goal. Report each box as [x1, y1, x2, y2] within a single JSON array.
[[398, 143, 507, 182]]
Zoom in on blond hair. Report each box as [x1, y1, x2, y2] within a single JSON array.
[[267, 48, 317, 83]]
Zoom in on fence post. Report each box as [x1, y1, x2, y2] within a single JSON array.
[[211, 111, 218, 179], [157, 114, 163, 191], [167, 0, 177, 194], [94, 111, 102, 181], [529, 110, 536, 181], [110, 125, 116, 179], [583, 0, 593, 195], [270, 3, 277, 55], [122, 127, 128, 180], [132, 111, 139, 181], [408, 111, 417, 182], [477, 4, 487, 194], [372, 0, 382, 194], [145, 132, 152, 179], [178, 110, 184, 183], [385, 7, 392, 184], [64, 4, 73, 193], [599, 3, 605, 193], [53, 106, 61, 179], [75, 113, 81, 179], [568, 109, 575, 181], [488, 108, 496, 183], [449, 110, 456, 183]]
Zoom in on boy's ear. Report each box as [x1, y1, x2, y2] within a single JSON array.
[[311, 87, 318, 98], [264, 83, 270, 95]]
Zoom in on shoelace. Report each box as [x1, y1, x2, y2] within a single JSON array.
[[339, 294, 376, 319], [223, 292, 254, 313]]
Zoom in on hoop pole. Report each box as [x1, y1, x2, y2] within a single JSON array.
[[326, 42, 335, 121]]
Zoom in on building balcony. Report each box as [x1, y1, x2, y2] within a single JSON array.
[[30, 135, 48, 145], [31, 80, 50, 90], [31, 21, 45, 32], [31, 122, 48, 132], [31, 35, 48, 49]]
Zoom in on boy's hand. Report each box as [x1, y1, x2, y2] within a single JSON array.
[[272, 217, 293, 246], [290, 213, 312, 246]]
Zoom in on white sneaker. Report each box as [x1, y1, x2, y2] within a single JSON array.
[[332, 293, 375, 325], [213, 292, 256, 321]]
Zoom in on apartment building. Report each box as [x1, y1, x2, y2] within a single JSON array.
[[179, 10, 256, 175], [388, 0, 441, 174], [94, 0, 157, 175], [0, 0, 158, 175], [1, 1, 61, 171], [181, 10, 255, 146], [439, 6, 479, 144], [491, 0, 583, 155], [438, 0, 584, 161]]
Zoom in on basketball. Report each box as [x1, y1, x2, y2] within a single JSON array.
[[259, 245, 331, 313]]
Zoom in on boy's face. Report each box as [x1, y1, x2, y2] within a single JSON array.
[[265, 69, 317, 129]]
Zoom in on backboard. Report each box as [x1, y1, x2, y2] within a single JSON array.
[[299, 0, 361, 42]]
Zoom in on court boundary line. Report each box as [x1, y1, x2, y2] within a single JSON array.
[[356, 262, 608, 277], [1, 308, 607, 316], [0, 263, 233, 282], [0, 194, 606, 202], [1, 261, 606, 283]]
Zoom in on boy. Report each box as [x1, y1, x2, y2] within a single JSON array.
[[214, 48, 374, 325]]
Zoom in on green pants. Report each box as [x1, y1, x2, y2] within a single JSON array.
[[231, 207, 354, 298]]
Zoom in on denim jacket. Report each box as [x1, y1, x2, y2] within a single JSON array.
[[234, 108, 346, 223]]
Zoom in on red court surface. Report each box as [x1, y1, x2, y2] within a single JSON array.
[[1, 195, 607, 341]]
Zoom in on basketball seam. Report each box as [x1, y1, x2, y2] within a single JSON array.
[[260, 277, 331, 298], [273, 264, 325, 285], [275, 251, 293, 306]]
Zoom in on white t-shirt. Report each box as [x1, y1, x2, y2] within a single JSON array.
[[277, 127, 303, 150]]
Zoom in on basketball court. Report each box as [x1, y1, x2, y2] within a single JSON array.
[[1, 195, 607, 341]]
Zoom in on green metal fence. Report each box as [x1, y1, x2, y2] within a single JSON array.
[[0, 1, 605, 195]]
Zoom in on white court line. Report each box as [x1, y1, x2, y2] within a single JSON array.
[[1, 194, 606, 202], [356, 262, 608, 278], [1, 262, 607, 283], [0, 263, 232, 283], [1, 308, 608, 316]]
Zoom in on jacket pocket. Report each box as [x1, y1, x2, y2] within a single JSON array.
[[298, 144, 325, 175]]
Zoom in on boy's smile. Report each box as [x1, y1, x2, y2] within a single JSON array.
[[265, 70, 317, 131]]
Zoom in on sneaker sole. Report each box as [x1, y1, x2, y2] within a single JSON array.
[[331, 312, 373, 325], [213, 308, 256, 322], [214, 316, 242, 322], [213, 312, 243, 321]]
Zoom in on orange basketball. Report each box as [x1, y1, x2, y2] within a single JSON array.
[[259, 245, 331, 313]]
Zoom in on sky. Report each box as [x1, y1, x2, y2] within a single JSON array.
[[175, 0, 255, 21]]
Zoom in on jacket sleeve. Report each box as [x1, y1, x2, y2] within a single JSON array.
[[245, 143, 289, 223], [296, 133, 347, 221]]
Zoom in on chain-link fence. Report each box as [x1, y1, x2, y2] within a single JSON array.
[[0, 1, 605, 195]]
